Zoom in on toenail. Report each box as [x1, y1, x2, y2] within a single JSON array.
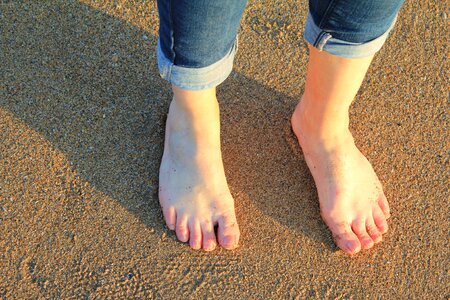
[[205, 243, 216, 251], [222, 236, 234, 245], [178, 233, 188, 242], [363, 239, 374, 248], [345, 241, 359, 253]]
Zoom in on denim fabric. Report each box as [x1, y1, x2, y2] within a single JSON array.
[[157, 0, 405, 90], [308, 0, 405, 43], [303, 13, 398, 58], [305, 0, 405, 58], [157, 38, 238, 90], [157, 0, 247, 68]]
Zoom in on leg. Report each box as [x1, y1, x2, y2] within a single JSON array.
[[156, 0, 247, 251], [292, 0, 405, 254]]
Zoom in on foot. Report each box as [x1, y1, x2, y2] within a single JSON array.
[[291, 97, 390, 255], [159, 89, 240, 251]]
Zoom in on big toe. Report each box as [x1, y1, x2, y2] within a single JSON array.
[[327, 220, 362, 254], [334, 232, 361, 255], [218, 213, 240, 250]]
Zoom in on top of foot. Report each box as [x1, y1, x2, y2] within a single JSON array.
[[292, 101, 390, 255], [159, 90, 240, 251]]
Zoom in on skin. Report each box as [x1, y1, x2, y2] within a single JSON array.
[[159, 86, 239, 251], [158, 45, 390, 254], [292, 46, 390, 254]]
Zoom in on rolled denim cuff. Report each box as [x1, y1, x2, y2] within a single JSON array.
[[156, 38, 237, 90], [304, 12, 397, 58]]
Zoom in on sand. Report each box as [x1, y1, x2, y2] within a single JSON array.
[[0, 0, 448, 299]]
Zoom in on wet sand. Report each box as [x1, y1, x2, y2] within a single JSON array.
[[1, 1, 448, 299]]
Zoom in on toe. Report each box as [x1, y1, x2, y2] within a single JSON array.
[[189, 221, 202, 250], [378, 194, 390, 219], [366, 218, 382, 243], [373, 205, 388, 234], [201, 222, 217, 251], [175, 215, 189, 242], [334, 232, 361, 255], [163, 207, 176, 230], [351, 218, 374, 249], [218, 213, 240, 250], [327, 220, 361, 254]]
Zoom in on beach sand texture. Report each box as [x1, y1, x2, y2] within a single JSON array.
[[1, 1, 448, 299]]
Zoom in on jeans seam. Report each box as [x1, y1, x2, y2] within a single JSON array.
[[313, 31, 326, 48], [317, 0, 339, 28], [317, 32, 332, 51], [168, 0, 176, 64], [313, 0, 339, 49]]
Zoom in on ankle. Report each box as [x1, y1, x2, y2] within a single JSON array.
[[166, 89, 222, 162], [292, 95, 353, 147], [172, 85, 217, 109], [170, 86, 219, 125], [168, 97, 219, 135]]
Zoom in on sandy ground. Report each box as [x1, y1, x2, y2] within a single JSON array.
[[1, 1, 448, 299]]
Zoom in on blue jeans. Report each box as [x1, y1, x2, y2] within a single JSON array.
[[157, 0, 405, 90]]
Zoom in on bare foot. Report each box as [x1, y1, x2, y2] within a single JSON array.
[[291, 97, 390, 255], [159, 89, 240, 251]]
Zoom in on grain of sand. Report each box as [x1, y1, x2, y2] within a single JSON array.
[[1, 1, 448, 299]]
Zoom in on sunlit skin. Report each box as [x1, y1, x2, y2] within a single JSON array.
[[290, 46, 390, 254], [159, 86, 239, 251], [159, 45, 390, 254]]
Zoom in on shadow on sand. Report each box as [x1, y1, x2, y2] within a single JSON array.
[[1, 1, 332, 249]]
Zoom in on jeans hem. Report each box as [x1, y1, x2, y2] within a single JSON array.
[[304, 12, 397, 58], [156, 39, 237, 90]]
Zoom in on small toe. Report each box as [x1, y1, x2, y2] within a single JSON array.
[[163, 207, 176, 230], [373, 205, 388, 234], [327, 220, 361, 254], [175, 215, 189, 242], [189, 221, 202, 250], [366, 218, 382, 243], [201, 222, 217, 251], [218, 213, 240, 250], [351, 218, 374, 249], [378, 194, 390, 219]]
